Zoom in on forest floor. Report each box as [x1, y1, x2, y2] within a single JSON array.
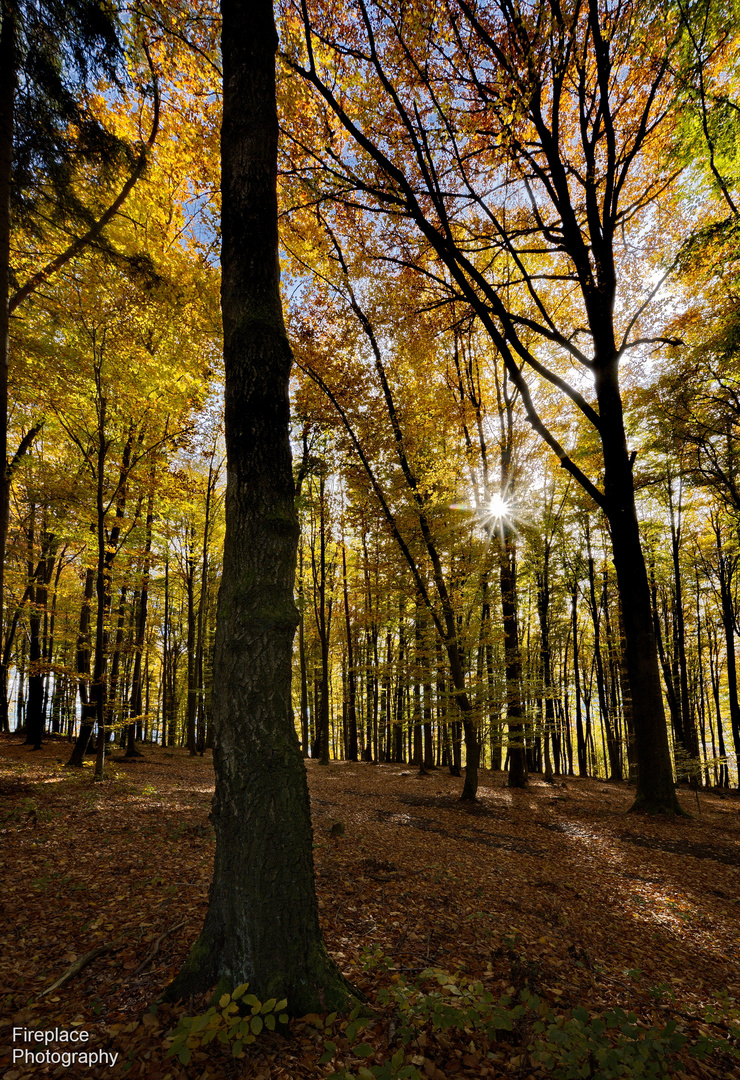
[[1, 735, 739, 1080]]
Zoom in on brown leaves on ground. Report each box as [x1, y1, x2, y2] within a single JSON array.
[[0, 734, 739, 1079]]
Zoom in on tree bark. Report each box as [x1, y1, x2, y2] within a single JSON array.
[[126, 481, 154, 756], [0, 1, 15, 637], [165, 0, 354, 1013], [596, 365, 681, 813], [341, 536, 358, 761]]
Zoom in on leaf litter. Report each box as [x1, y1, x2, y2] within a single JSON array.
[[0, 733, 739, 1079]]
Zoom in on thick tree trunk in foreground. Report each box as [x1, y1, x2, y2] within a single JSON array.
[[165, 0, 353, 1013], [0, 3, 15, 632]]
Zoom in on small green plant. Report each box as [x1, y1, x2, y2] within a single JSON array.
[[141, 783, 158, 797], [166, 984, 288, 1065], [378, 969, 525, 1044], [325, 958, 739, 1080], [527, 997, 686, 1079]]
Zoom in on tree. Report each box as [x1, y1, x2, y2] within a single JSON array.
[[165, 0, 354, 1013], [283, 0, 693, 813], [1, 0, 160, 725]]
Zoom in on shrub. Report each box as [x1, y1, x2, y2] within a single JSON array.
[[165, 983, 288, 1065]]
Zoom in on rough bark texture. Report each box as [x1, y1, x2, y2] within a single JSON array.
[[165, 0, 354, 1014], [0, 2, 15, 626]]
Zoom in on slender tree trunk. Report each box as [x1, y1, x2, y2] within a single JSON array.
[[497, 519, 526, 788], [67, 567, 96, 766], [185, 530, 197, 755], [341, 538, 358, 761], [713, 527, 740, 774], [536, 544, 555, 782], [106, 584, 127, 742], [166, 0, 354, 1011], [707, 624, 729, 788], [298, 542, 309, 757], [92, 403, 109, 782], [126, 482, 154, 757], [195, 463, 214, 754]]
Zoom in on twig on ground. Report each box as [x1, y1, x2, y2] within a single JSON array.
[[39, 944, 113, 997], [133, 920, 187, 976]]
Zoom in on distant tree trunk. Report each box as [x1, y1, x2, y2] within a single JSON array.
[[497, 517, 526, 788], [126, 481, 154, 757], [668, 480, 700, 780], [393, 602, 406, 763], [92, 406, 110, 782], [312, 472, 332, 765], [571, 580, 586, 776], [185, 526, 197, 756], [26, 573, 45, 749], [45, 547, 66, 733], [298, 542, 309, 756], [383, 627, 392, 762], [536, 541, 555, 782], [166, 0, 354, 1012], [195, 461, 215, 753], [707, 623, 730, 788], [67, 567, 96, 766], [341, 538, 358, 761], [106, 584, 127, 741], [713, 522, 740, 774]]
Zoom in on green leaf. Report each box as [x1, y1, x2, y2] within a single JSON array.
[[319, 1040, 337, 1064], [264, 1013, 276, 1031], [275, 998, 288, 1012], [190, 1013, 211, 1034], [279, 1013, 289, 1024], [391, 1047, 404, 1070], [232, 983, 249, 1000], [219, 993, 231, 1008], [354, 1042, 374, 1058], [232, 1040, 243, 1057], [177, 1046, 191, 1065], [244, 994, 260, 1008], [261, 997, 277, 1014], [250, 1014, 263, 1036]]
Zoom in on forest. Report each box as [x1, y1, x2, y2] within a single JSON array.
[[1, 0, 740, 1077]]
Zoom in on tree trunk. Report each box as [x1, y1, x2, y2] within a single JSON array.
[[0, 2, 15, 627], [497, 519, 526, 788], [126, 481, 154, 757], [597, 366, 681, 813], [586, 534, 619, 781], [166, 0, 354, 1012], [298, 542, 309, 756], [341, 538, 358, 761], [185, 528, 197, 756], [67, 567, 96, 766]]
